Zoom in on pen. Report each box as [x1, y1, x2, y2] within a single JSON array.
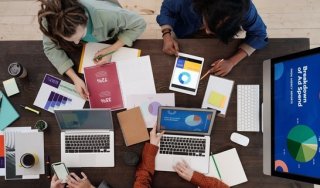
[[46, 155, 51, 179], [211, 152, 222, 180], [19, 105, 40, 115], [200, 59, 224, 80], [93, 50, 116, 61], [0, 93, 2, 112]]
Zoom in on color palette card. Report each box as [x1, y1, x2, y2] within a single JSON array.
[[201, 75, 234, 117], [3, 78, 19, 97]]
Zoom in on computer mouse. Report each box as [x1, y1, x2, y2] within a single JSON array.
[[123, 151, 140, 166]]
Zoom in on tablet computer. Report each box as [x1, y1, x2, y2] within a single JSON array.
[[169, 53, 204, 95]]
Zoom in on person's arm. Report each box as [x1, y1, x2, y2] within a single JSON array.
[[190, 171, 229, 188], [42, 34, 74, 75], [240, 0, 268, 56], [133, 126, 164, 188], [133, 143, 159, 188], [156, 0, 181, 30]]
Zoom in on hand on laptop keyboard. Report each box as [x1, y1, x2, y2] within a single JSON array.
[[173, 160, 194, 182]]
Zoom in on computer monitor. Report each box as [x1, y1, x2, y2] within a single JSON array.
[[263, 47, 320, 184]]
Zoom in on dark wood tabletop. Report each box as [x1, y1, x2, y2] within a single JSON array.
[[0, 38, 314, 188]]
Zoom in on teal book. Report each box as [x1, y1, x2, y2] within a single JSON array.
[[0, 91, 19, 130]]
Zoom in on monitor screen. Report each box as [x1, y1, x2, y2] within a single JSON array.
[[271, 48, 320, 183], [157, 107, 216, 136], [54, 109, 113, 130]]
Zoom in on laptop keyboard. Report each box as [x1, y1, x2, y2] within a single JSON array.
[[65, 134, 110, 153], [159, 136, 206, 157]]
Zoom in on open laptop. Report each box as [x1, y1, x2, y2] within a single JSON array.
[[54, 109, 114, 167], [155, 106, 216, 173]]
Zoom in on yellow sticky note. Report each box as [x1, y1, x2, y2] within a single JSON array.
[[208, 91, 226, 108], [3, 78, 19, 97]]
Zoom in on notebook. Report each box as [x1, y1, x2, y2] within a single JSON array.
[[0, 91, 19, 130], [201, 75, 234, 117], [84, 63, 123, 110], [79, 42, 141, 74], [206, 148, 247, 187], [117, 107, 149, 146], [3, 78, 19, 97]]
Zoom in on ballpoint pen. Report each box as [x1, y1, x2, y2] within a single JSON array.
[[46, 155, 51, 179], [0, 93, 2, 112], [93, 50, 116, 62], [211, 152, 222, 180], [19, 105, 40, 115], [200, 59, 224, 80]]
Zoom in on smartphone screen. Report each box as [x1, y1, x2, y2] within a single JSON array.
[[52, 162, 69, 183]]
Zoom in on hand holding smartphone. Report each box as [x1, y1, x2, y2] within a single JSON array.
[[51, 162, 69, 183]]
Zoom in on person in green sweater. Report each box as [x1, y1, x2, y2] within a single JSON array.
[[38, 0, 146, 99]]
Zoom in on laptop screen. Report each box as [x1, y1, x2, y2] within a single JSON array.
[[157, 106, 216, 136], [54, 109, 113, 130]]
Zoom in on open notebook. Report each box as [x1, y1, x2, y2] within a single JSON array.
[[79, 42, 141, 74], [205, 148, 247, 187]]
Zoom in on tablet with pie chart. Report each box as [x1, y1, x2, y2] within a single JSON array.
[[169, 53, 204, 95]]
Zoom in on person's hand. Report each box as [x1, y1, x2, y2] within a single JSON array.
[[211, 59, 235, 77], [73, 77, 89, 100], [173, 160, 194, 182], [94, 47, 113, 65], [149, 125, 164, 146], [50, 174, 64, 188], [162, 34, 179, 56], [67, 172, 95, 188]]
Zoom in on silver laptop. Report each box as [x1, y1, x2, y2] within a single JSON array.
[[54, 109, 114, 167], [155, 106, 216, 173]]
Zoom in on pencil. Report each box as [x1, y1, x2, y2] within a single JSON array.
[[211, 152, 222, 180], [93, 50, 116, 61], [200, 59, 224, 80]]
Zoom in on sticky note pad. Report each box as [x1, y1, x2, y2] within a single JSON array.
[[208, 91, 226, 108], [3, 78, 19, 97]]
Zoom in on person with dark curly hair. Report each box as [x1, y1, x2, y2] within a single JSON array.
[[38, 0, 146, 99], [157, 0, 268, 76]]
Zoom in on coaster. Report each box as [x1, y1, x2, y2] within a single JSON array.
[[3, 78, 19, 97], [208, 91, 226, 108]]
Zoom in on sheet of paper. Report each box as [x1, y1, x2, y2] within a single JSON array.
[[201, 75, 234, 117], [33, 74, 85, 113], [15, 132, 44, 175], [79, 42, 141, 73], [126, 93, 175, 128], [3, 78, 19, 97], [4, 127, 39, 180], [116, 56, 156, 107], [206, 148, 247, 187]]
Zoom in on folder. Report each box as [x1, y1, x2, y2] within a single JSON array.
[[0, 91, 19, 130]]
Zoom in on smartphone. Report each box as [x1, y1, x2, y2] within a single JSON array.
[[51, 162, 69, 183]]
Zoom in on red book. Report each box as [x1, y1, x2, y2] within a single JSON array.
[[84, 63, 124, 110]]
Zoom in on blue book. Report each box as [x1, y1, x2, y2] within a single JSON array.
[[0, 91, 19, 130]]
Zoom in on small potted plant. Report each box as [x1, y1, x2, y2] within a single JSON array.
[[34, 120, 48, 131]]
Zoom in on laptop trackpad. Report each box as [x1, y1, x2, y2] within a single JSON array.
[[172, 157, 191, 166]]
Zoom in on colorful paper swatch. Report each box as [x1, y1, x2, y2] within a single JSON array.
[[208, 91, 227, 108]]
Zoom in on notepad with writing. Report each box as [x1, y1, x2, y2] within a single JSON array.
[[0, 91, 19, 130], [79, 42, 141, 74], [206, 148, 247, 187], [201, 75, 234, 117], [117, 107, 149, 146]]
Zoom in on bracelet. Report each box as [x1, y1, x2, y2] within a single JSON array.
[[162, 31, 171, 37], [161, 28, 171, 34]]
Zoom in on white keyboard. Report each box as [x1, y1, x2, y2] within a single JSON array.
[[237, 85, 260, 132]]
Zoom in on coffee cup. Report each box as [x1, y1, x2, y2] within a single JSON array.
[[20, 153, 39, 168], [8, 62, 28, 78]]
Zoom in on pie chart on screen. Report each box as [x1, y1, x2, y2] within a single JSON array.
[[185, 115, 202, 126], [178, 72, 191, 84], [287, 125, 318, 163]]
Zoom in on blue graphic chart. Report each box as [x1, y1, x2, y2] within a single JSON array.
[[185, 115, 202, 126], [178, 72, 191, 84], [44, 91, 72, 110]]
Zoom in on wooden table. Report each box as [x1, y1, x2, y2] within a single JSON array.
[[0, 39, 313, 188]]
